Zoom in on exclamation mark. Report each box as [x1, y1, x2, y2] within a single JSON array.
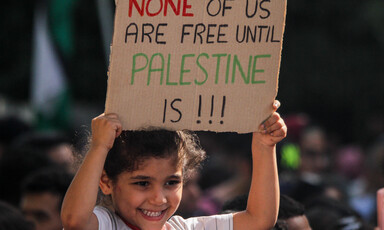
[[209, 95, 214, 124], [220, 96, 226, 124], [196, 95, 202, 124]]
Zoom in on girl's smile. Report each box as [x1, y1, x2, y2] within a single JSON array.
[[139, 208, 167, 220]]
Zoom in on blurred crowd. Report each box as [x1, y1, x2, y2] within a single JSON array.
[[0, 111, 383, 230]]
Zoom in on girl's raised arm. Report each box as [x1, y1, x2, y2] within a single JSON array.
[[61, 114, 122, 230], [233, 101, 287, 230]]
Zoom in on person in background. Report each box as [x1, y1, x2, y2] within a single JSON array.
[[15, 132, 75, 173], [20, 167, 73, 230], [305, 196, 374, 230], [0, 200, 34, 230], [220, 194, 248, 215], [350, 140, 384, 223], [273, 194, 311, 230], [0, 116, 31, 160], [196, 132, 253, 215], [221, 194, 311, 230], [289, 126, 331, 205], [0, 147, 57, 206]]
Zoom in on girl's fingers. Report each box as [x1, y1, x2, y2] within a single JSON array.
[[107, 114, 123, 138], [115, 122, 123, 138], [93, 113, 122, 134], [105, 115, 123, 138], [269, 125, 287, 137], [260, 113, 281, 131], [105, 113, 119, 119], [265, 120, 284, 134], [97, 113, 120, 124], [259, 111, 287, 138]]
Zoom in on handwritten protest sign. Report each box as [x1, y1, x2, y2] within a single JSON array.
[[105, 0, 287, 133]]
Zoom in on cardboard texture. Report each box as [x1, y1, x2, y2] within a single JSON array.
[[105, 0, 287, 133]]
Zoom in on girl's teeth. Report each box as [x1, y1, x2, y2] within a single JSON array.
[[142, 210, 162, 217]]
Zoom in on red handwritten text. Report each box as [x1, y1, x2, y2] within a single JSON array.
[[129, 0, 193, 17]]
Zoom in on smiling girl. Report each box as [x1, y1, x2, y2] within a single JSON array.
[[61, 101, 287, 230]]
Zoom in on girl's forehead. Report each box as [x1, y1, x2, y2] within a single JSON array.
[[132, 156, 182, 174], [138, 154, 178, 164]]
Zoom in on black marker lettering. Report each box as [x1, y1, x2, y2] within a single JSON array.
[[207, 0, 221, 17], [170, 98, 182, 123]]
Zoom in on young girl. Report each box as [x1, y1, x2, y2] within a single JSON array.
[[61, 101, 287, 230]]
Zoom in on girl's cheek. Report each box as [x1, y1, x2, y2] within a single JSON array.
[[114, 182, 123, 193]]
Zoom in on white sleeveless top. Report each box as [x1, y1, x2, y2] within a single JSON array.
[[93, 206, 233, 230]]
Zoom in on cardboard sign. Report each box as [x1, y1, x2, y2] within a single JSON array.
[[105, 0, 287, 133]]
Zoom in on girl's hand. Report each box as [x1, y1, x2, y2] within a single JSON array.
[[91, 113, 122, 151], [253, 100, 287, 147]]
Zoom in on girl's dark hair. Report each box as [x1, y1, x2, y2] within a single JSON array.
[[103, 129, 206, 182]]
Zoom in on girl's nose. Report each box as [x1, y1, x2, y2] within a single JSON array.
[[149, 188, 167, 205]]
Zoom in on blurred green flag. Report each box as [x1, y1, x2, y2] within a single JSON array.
[[31, 0, 76, 130]]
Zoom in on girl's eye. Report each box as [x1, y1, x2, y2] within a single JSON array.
[[134, 181, 149, 187], [165, 180, 181, 186]]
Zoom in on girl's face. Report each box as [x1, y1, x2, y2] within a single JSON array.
[[104, 156, 183, 230]]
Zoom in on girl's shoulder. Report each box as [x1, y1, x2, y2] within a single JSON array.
[[167, 214, 233, 230], [93, 206, 131, 230]]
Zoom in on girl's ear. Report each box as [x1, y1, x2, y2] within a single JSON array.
[[99, 170, 113, 195]]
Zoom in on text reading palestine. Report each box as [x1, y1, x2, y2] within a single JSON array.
[[130, 53, 271, 86]]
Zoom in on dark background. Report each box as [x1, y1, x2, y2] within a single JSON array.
[[1, 0, 383, 145]]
